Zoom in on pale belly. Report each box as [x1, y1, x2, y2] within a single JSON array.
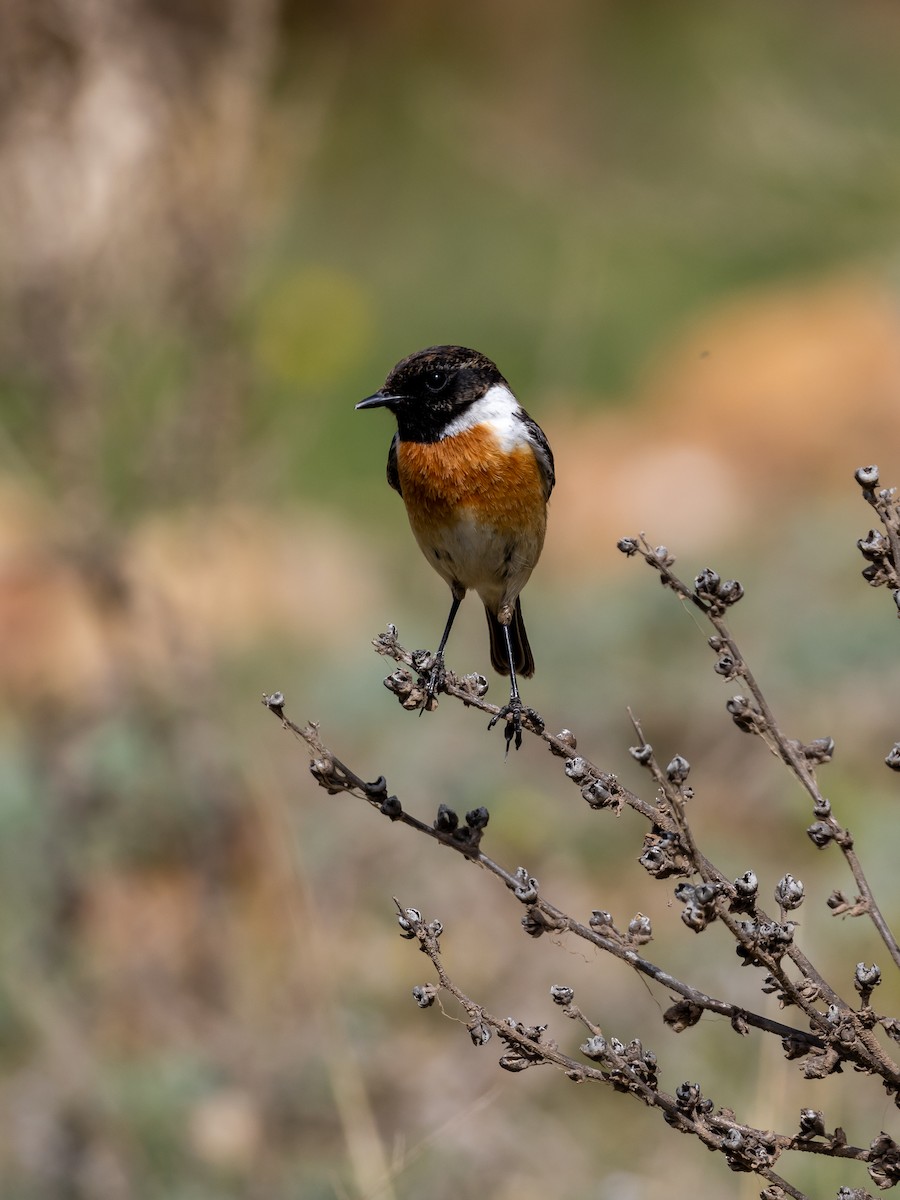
[[409, 507, 545, 612]]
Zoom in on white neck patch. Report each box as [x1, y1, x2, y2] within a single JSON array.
[[441, 383, 526, 451]]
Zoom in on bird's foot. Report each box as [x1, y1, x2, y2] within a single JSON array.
[[488, 698, 544, 753]]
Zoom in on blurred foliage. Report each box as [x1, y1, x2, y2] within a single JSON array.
[[2, 1, 900, 1197], [3, 0, 900, 515]]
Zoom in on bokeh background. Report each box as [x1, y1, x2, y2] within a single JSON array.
[[3, 1, 900, 1197]]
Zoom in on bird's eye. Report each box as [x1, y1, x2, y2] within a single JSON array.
[[425, 369, 448, 393]]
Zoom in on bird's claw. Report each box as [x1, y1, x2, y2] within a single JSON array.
[[488, 700, 543, 753]]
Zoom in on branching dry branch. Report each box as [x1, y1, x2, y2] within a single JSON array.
[[265, 465, 900, 1199]]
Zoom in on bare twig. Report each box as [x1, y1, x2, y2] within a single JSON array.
[[345, 622, 900, 1083], [260, 697, 826, 1049], [263, 691, 900, 1194], [396, 904, 878, 1200], [265, 466, 900, 1197], [616, 533, 900, 973]]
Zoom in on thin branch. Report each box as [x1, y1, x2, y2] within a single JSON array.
[[398, 903, 875, 1200], [260, 697, 826, 1053], [622, 535, 900, 973], [302, 623, 900, 1084]]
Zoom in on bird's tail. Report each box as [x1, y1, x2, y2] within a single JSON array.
[[485, 597, 535, 679]]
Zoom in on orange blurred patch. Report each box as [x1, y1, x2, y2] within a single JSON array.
[[643, 273, 900, 482], [0, 490, 385, 711], [545, 272, 900, 572]]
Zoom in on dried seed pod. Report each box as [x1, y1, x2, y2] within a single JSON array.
[[639, 828, 689, 879], [663, 999, 703, 1032], [513, 869, 539, 904], [666, 755, 691, 785], [718, 579, 744, 606], [726, 695, 765, 734], [774, 874, 805, 911], [565, 756, 590, 782], [798, 1108, 826, 1138], [627, 913, 653, 945], [498, 1053, 532, 1072], [380, 794, 402, 819], [694, 883, 720, 907], [868, 1132, 900, 1190], [854, 464, 880, 489], [458, 672, 489, 698], [714, 653, 739, 678], [582, 779, 612, 808], [433, 804, 459, 833], [397, 908, 421, 938], [858, 528, 889, 560], [861, 562, 890, 585], [803, 736, 835, 764], [675, 1081, 702, 1113], [589, 910, 616, 938], [854, 961, 882, 1002], [629, 743, 653, 765], [412, 984, 437, 1009], [555, 729, 577, 751], [694, 567, 721, 599], [731, 870, 759, 912], [807, 821, 834, 849], [521, 910, 546, 938], [581, 1035, 607, 1060]]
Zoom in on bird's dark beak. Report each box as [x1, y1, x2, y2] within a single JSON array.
[[356, 390, 389, 410], [356, 390, 403, 411]]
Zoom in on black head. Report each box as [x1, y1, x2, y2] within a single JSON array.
[[356, 345, 508, 442]]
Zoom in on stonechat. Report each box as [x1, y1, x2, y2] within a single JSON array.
[[357, 345, 554, 749]]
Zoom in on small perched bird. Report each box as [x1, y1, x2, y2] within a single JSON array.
[[357, 345, 554, 748]]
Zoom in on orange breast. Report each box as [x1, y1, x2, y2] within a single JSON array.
[[395, 426, 546, 539]]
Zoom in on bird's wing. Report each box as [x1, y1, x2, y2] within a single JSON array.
[[387, 432, 402, 495], [517, 410, 555, 500]]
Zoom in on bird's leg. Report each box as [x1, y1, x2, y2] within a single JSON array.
[[422, 593, 463, 704], [488, 623, 530, 752]]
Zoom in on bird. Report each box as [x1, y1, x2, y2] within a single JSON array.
[[356, 345, 554, 749]]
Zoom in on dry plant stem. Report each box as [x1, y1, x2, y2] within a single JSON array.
[[706, 612, 900, 972], [626, 712, 840, 1009], [264, 472, 900, 1195], [374, 627, 666, 824], [263, 664, 900, 1192], [627, 718, 900, 1092], [626, 547, 900, 1085], [260, 699, 824, 1052], [404, 907, 870, 1200], [859, 476, 900, 583], [368, 633, 900, 1083], [636, 538, 900, 974]]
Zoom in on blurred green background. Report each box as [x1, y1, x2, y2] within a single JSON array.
[[3, 1, 900, 1197]]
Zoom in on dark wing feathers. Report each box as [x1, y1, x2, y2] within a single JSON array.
[[386, 432, 402, 495], [516, 409, 555, 500]]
